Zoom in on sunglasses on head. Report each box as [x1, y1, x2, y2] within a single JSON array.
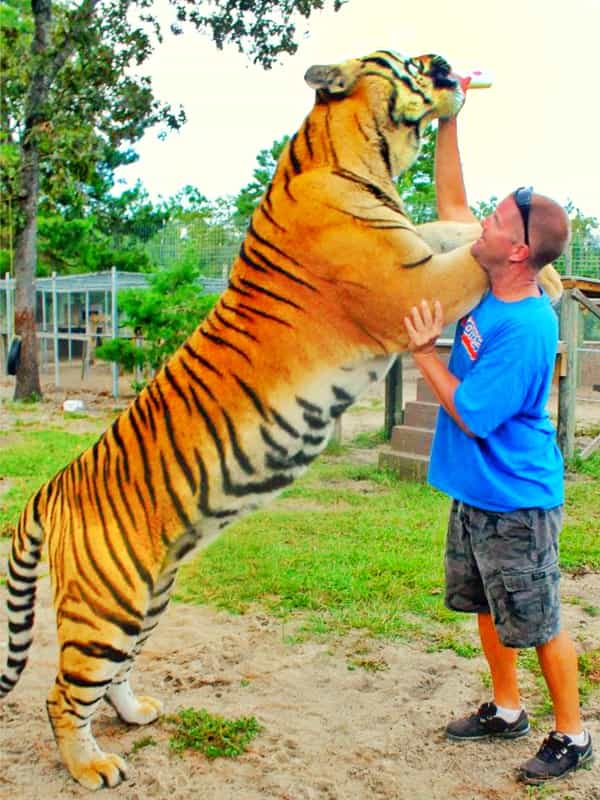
[[513, 186, 533, 246]]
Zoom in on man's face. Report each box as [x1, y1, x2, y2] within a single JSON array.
[[471, 195, 525, 270]]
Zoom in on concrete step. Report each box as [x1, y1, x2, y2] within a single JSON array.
[[391, 424, 434, 456], [378, 449, 429, 482], [416, 378, 437, 403], [403, 401, 440, 429]]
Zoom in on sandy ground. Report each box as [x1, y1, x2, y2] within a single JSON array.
[[0, 574, 599, 800], [0, 364, 599, 800]]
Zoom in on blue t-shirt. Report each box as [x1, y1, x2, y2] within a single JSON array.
[[428, 290, 564, 512]]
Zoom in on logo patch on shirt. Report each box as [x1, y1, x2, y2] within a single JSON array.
[[460, 314, 483, 360]]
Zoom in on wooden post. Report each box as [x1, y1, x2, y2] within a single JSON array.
[[384, 356, 403, 440], [331, 416, 343, 444], [557, 290, 578, 459]]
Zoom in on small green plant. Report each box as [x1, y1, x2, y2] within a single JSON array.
[[347, 656, 389, 673], [524, 784, 556, 799], [350, 427, 387, 448], [324, 438, 347, 456], [130, 735, 157, 754], [165, 708, 261, 759], [426, 635, 479, 659], [578, 648, 600, 702]]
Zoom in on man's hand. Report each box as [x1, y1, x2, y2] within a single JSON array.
[[404, 299, 444, 355]]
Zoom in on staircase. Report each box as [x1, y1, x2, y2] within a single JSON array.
[[378, 377, 440, 481]]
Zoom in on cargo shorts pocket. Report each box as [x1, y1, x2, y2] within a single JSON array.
[[496, 561, 561, 647]]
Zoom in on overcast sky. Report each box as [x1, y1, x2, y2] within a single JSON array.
[[116, 0, 600, 222]]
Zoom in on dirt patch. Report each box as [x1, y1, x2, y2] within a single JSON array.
[[0, 574, 599, 800]]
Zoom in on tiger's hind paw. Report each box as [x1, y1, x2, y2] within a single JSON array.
[[106, 682, 163, 725], [71, 752, 129, 790], [122, 694, 163, 725]]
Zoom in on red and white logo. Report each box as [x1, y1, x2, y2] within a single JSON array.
[[460, 315, 483, 360]]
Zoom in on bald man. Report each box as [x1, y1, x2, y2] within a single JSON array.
[[404, 107, 593, 785]]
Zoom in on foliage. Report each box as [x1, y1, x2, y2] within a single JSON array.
[[1, 0, 346, 265], [95, 261, 219, 374], [170, 0, 346, 69], [4, 0, 345, 398], [233, 135, 290, 229], [144, 186, 240, 274], [165, 708, 261, 758], [1, 0, 185, 227], [36, 213, 151, 275], [395, 128, 438, 223]]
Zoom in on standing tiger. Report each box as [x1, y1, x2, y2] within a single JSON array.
[[0, 49, 562, 790]]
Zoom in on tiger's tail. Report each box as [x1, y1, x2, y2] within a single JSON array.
[[0, 489, 45, 698]]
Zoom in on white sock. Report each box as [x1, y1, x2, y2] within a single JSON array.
[[493, 703, 523, 723], [560, 730, 588, 747]]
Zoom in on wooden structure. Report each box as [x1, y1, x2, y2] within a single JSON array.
[[380, 277, 600, 479], [558, 277, 600, 458]]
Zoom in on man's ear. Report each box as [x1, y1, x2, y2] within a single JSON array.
[[509, 243, 530, 263]]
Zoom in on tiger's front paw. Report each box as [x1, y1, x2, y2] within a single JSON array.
[[71, 752, 129, 790]]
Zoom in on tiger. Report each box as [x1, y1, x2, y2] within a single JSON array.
[[0, 49, 563, 790]]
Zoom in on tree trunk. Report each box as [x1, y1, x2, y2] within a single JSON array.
[[13, 137, 42, 399], [13, 0, 54, 400]]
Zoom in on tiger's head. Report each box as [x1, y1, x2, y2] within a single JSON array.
[[305, 50, 463, 176]]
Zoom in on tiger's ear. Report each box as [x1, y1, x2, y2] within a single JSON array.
[[304, 60, 362, 96]]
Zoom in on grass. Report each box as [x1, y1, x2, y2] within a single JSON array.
[[164, 708, 261, 758], [350, 427, 387, 448], [0, 428, 100, 536], [1, 414, 599, 654], [175, 463, 459, 641]]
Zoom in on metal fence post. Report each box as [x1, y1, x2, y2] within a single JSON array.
[[52, 271, 60, 388], [111, 266, 119, 398]]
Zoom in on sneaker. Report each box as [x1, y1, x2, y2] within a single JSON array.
[[446, 701, 530, 741], [517, 730, 594, 785]]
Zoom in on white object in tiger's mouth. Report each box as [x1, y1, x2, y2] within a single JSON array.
[[465, 69, 493, 89]]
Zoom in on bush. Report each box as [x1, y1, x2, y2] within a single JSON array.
[[96, 261, 219, 378]]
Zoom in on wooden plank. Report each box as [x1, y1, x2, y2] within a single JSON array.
[[557, 289, 579, 459], [572, 288, 600, 320], [560, 276, 600, 297]]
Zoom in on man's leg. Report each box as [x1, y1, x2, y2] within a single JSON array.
[[478, 611, 520, 710], [536, 630, 582, 734]]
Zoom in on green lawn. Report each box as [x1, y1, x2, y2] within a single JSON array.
[[175, 455, 600, 641], [1, 418, 599, 647], [0, 428, 101, 536]]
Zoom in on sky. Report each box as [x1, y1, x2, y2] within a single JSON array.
[[116, 0, 600, 222]]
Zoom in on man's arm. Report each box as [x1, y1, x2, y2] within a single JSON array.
[[404, 300, 474, 437], [435, 106, 479, 224]]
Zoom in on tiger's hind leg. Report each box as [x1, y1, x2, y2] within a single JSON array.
[[46, 646, 134, 790], [105, 571, 175, 725]]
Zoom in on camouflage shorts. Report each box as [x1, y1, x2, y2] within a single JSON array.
[[445, 500, 563, 648]]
